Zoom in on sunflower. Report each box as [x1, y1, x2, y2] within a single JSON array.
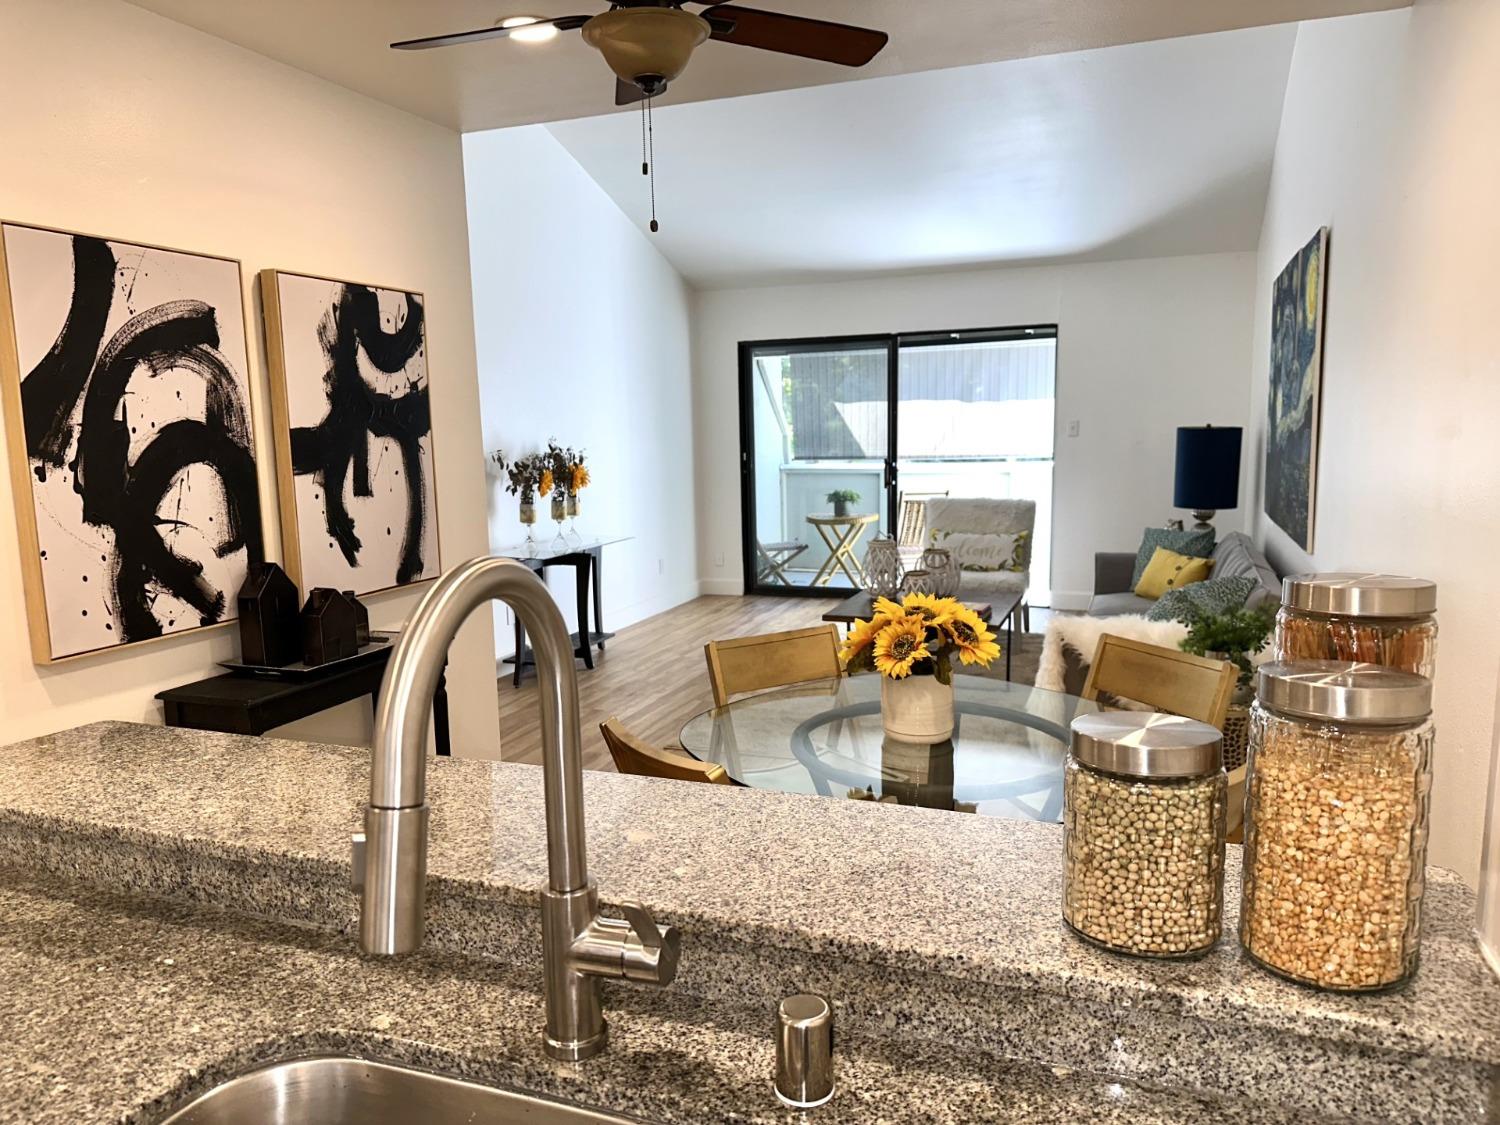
[[873, 596, 907, 620], [539, 468, 554, 496], [901, 591, 956, 626], [946, 607, 1001, 667], [873, 617, 930, 679], [570, 463, 591, 492], [838, 614, 887, 670]]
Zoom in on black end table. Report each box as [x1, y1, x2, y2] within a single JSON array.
[[156, 635, 451, 755]]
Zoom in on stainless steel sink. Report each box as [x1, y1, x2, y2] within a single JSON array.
[[157, 1056, 643, 1124]]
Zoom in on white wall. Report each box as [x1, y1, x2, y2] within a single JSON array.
[[463, 126, 698, 676], [0, 0, 500, 755], [693, 253, 1258, 606], [1248, 4, 1500, 883]]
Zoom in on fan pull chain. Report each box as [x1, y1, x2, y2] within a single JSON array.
[[641, 96, 649, 176], [647, 95, 659, 233]]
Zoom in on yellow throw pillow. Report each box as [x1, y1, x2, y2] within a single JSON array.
[[1134, 546, 1214, 600]]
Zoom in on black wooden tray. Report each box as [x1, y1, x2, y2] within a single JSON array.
[[219, 631, 394, 681]]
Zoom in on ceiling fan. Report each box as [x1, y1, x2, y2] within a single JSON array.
[[391, 1, 890, 106]]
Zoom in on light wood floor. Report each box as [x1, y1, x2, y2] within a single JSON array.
[[498, 594, 839, 771]]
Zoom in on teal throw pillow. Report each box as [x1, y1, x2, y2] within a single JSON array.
[[1131, 527, 1216, 588], [1146, 575, 1257, 623]]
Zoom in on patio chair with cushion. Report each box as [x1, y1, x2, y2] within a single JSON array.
[[924, 498, 1036, 632]]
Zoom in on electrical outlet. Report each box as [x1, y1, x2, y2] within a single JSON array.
[[658, 558, 665, 575], [1067, 420, 1081, 438], [715, 552, 725, 568]]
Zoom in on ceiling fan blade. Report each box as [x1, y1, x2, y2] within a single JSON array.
[[391, 15, 590, 51], [700, 5, 888, 67]]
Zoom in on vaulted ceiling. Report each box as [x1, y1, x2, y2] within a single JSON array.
[[127, 0, 1405, 132]]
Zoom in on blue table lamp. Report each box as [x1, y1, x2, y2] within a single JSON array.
[[1174, 425, 1242, 531]]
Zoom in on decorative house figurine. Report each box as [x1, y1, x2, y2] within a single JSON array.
[[342, 589, 371, 647], [301, 588, 360, 666], [235, 562, 300, 667]]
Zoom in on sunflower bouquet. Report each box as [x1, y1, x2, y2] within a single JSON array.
[[839, 593, 1001, 684]]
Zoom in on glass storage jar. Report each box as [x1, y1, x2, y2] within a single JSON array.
[[1275, 573, 1437, 677], [1064, 712, 1227, 959], [1241, 661, 1434, 992]]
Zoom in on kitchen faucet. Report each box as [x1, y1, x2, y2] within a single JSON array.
[[352, 556, 680, 1061]]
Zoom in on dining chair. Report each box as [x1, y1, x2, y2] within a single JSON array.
[[600, 717, 736, 784], [1081, 634, 1238, 729], [704, 623, 843, 708]]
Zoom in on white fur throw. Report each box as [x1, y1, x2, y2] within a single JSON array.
[[1035, 614, 1189, 693]]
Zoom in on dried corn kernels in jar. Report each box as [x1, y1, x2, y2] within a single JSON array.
[[1240, 662, 1433, 992]]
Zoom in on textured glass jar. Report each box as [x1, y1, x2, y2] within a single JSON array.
[[863, 535, 904, 598], [1275, 573, 1437, 678], [1063, 713, 1227, 959], [1241, 661, 1434, 992], [920, 547, 962, 597]]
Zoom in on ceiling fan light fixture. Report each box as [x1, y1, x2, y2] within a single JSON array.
[[581, 7, 709, 88], [499, 15, 560, 43]]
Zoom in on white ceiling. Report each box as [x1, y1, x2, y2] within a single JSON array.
[[126, 0, 1404, 133], [545, 24, 1300, 288]]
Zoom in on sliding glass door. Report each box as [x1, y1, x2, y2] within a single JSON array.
[[740, 337, 894, 596], [740, 326, 1058, 601], [895, 328, 1058, 605]]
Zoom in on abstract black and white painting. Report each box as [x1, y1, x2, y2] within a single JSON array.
[[1264, 227, 1329, 552], [0, 223, 263, 663], [262, 271, 439, 597]]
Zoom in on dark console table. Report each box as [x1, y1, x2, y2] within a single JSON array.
[[156, 631, 451, 755], [497, 536, 631, 688]]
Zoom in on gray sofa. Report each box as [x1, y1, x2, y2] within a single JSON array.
[[1089, 531, 1280, 617]]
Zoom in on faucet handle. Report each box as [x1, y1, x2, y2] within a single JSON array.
[[618, 899, 680, 986]]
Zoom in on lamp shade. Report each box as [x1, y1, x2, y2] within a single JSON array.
[[1174, 425, 1243, 510]]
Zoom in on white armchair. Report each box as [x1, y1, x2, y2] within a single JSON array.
[[924, 498, 1036, 631]]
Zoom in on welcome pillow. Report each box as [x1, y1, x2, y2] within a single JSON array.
[[936, 530, 1028, 572]]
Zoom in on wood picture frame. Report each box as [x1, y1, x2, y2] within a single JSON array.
[[0, 221, 262, 664], [259, 269, 442, 599]]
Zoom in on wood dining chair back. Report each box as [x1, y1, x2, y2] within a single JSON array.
[[1081, 634, 1238, 729], [704, 623, 842, 708], [600, 717, 735, 784]]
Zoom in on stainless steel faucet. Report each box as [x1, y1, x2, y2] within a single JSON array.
[[352, 556, 680, 1061]]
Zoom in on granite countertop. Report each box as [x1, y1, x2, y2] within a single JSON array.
[[0, 870, 1327, 1125], [2, 722, 1496, 1066], [0, 721, 1497, 1123]]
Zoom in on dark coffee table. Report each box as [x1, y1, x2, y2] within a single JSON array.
[[822, 590, 1024, 681]]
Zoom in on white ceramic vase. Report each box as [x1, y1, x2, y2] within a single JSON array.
[[880, 673, 955, 743]]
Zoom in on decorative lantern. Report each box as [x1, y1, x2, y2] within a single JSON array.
[[921, 547, 962, 597], [863, 535, 904, 598]]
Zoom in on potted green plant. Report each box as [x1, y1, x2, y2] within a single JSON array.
[[826, 488, 861, 518], [1179, 603, 1277, 702]]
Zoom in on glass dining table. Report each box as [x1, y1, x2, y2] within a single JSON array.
[[678, 674, 1102, 822]]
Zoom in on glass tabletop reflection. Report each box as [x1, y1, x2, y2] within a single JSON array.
[[678, 674, 1101, 822]]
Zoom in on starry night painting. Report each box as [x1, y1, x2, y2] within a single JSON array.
[[261, 271, 439, 597], [1265, 227, 1329, 552], [0, 223, 263, 663]]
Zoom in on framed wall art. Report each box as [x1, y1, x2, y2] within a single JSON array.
[[1264, 226, 1329, 552], [0, 222, 263, 663], [260, 270, 440, 597]]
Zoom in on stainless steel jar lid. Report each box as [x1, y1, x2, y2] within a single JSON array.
[[1070, 712, 1223, 779], [1280, 572, 1437, 618], [1257, 660, 1432, 724]]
